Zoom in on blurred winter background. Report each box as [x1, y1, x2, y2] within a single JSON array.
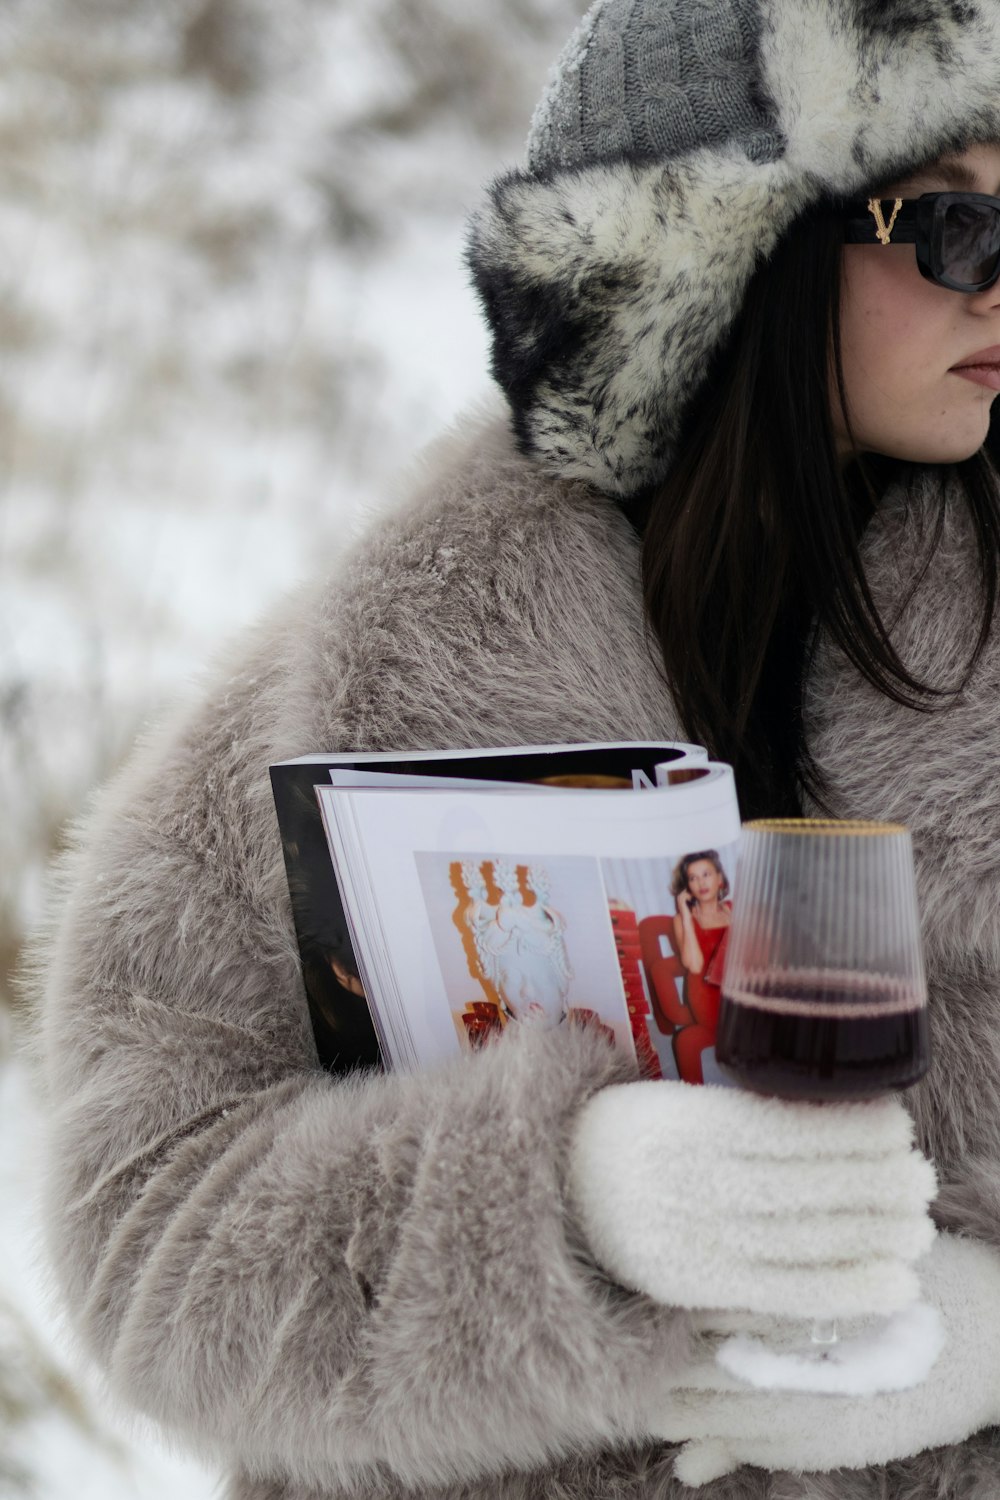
[[0, 1, 581, 1492]]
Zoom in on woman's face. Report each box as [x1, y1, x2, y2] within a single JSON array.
[[686, 859, 723, 905], [836, 141, 1000, 464]]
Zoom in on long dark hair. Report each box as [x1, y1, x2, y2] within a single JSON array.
[[631, 201, 1000, 819]]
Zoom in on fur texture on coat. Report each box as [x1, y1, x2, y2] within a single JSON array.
[[467, 0, 1000, 496], [33, 406, 1000, 1499]]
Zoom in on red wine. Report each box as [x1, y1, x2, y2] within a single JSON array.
[[716, 972, 930, 1100]]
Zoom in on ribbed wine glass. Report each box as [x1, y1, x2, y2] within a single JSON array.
[[713, 818, 932, 1389], [716, 819, 930, 1100]]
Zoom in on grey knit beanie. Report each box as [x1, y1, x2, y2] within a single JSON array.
[[467, 0, 1000, 498], [528, 0, 784, 174]]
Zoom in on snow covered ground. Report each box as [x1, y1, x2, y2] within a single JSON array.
[[0, 0, 581, 1490]]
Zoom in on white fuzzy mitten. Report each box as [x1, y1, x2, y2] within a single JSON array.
[[568, 1080, 936, 1318], [654, 1233, 1000, 1485]]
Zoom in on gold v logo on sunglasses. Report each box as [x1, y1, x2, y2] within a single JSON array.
[[867, 196, 903, 245], [844, 190, 1000, 293]]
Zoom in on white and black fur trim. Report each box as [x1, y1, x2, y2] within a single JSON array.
[[467, 0, 1000, 497]]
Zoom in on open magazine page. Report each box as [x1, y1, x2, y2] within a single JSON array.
[[316, 766, 740, 1077], [270, 740, 709, 1073]]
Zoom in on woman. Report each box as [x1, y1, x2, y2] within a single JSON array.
[[33, 3, 1000, 1497], [670, 851, 732, 1085], [671, 851, 732, 981]]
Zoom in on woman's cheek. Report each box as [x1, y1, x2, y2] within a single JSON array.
[[841, 247, 940, 406]]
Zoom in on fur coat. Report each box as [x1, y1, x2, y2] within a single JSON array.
[[35, 406, 1000, 1499]]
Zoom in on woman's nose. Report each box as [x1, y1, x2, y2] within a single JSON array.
[[967, 274, 1000, 315]]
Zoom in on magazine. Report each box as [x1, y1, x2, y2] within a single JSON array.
[[271, 742, 741, 1083]]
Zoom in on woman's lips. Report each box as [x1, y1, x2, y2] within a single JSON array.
[[951, 346, 1000, 391], [950, 364, 1000, 391]]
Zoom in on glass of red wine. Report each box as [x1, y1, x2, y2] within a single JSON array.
[[713, 817, 933, 1391], [716, 818, 930, 1099]]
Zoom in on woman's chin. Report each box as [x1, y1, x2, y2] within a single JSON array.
[[863, 425, 992, 465]]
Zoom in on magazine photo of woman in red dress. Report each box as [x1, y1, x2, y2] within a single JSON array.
[[670, 850, 733, 1085]]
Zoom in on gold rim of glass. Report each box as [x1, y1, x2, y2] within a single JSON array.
[[744, 817, 908, 836]]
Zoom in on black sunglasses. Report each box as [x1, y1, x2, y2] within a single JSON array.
[[843, 191, 1000, 293]]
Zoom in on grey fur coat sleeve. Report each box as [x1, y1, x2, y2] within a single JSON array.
[[35, 420, 690, 1493]]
